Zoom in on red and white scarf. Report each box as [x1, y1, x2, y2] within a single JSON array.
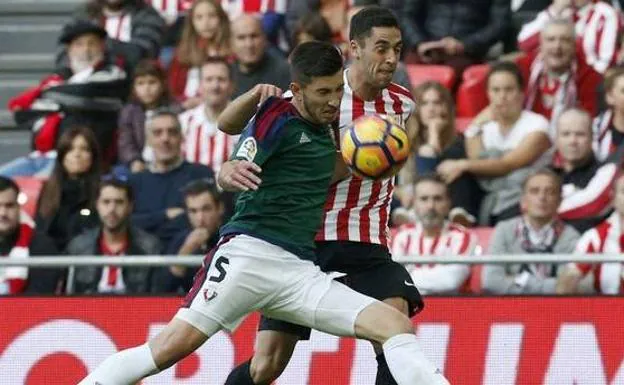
[[0, 212, 35, 295]]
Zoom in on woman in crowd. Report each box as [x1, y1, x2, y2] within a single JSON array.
[[593, 67, 624, 161], [36, 126, 101, 251], [118, 60, 179, 174], [437, 61, 552, 225], [168, 0, 231, 109]]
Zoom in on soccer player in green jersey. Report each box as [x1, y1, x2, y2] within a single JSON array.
[[79, 41, 449, 385]]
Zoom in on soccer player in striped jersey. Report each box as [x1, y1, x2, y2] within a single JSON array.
[[219, 7, 426, 385]]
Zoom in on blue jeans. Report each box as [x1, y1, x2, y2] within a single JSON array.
[[0, 155, 55, 178]]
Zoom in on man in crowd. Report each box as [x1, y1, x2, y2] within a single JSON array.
[[230, 14, 291, 98], [516, 19, 601, 133], [0, 177, 60, 295], [129, 109, 215, 246], [151, 179, 224, 293], [518, 0, 622, 74], [557, 173, 624, 295], [66, 178, 161, 294], [180, 57, 238, 175], [482, 169, 580, 294], [391, 174, 475, 294], [553, 108, 618, 233]]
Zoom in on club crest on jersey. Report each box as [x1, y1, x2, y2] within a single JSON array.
[[203, 286, 218, 302], [236, 137, 257, 161]]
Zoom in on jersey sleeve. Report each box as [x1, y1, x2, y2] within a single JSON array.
[[229, 96, 296, 166]]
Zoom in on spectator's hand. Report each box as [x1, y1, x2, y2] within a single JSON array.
[[166, 207, 185, 219], [417, 41, 445, 63], [182, 96, 203, 110], [440, 37, 465, 56], [218, 160, 262, 192], [130, 160, 146, 173], [437, 159, 467, 184], [182, 227, 211, 252], [252, 84, 283, 105]]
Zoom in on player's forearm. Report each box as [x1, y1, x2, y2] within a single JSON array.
[[218, 89, 261, 135], [331, 153, 350, 184]]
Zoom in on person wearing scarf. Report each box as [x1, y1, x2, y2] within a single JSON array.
[[0, 177, 60, 295], [482, 169, 580, 294]]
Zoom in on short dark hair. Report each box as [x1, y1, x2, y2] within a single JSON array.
[[292, 12, 333, 45], [146, 107, 181, 132], [413, 173, 449, 196], [349, 6, 400, 42], [522, 168, 563, 194], [98, 176, 134, 203], [487, 61, 524, 89], [0, 176, 19, 196], [200, 56, 233, 81], [181, 179, 221, 203], [289, 41, 343, 86]]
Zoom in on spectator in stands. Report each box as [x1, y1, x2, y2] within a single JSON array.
[[291, 12, 333, 46], [8, 21, 127, 165], [593, 67, 624, 161], [516, 19, 601, 132], [554, 108, 617, 233], [230, 14, 291, 98], [482, 169, 580, 294], [168, 0, 231, 108], [391, 174, 475, 294], [285, 0, 350, 49], [224, 0, 289, 52], [151, 179, 223, 293], [179, 57, 237, 175], [36, 127, 101, 252], [118, 60, 179, 174], [0, 177, 61, 295], [517, 0, 621, 74], [74, 0, 166, 68], [145, 0, 193, 67], [66, 177, 160, 294], [557, 173, 624, 295], [438, 62, 552, 225], [129, 109, 215, 245], [401, 0, 511, 74]]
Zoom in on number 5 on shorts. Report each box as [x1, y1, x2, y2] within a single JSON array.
[[208, 256, 230, 283]]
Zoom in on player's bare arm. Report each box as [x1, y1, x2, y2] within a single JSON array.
[[331, 152, 351, 184], [218, 84, 283, 135], [218, 160, 262, 192]]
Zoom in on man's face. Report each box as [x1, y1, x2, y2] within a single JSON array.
[[67, 33, 105, 72], [147, 115, 182, 164], [185, 192, 223, 234], [613, 176, 624, 216], [521, 175, 562, 222], [231, 17, 266, 67], [541, 24, 575, 73], [556, 112, 593, 165], [294, 70, 344, 125], [350, 27, 402, 89], [96, 186, 132, 232], [487, 71, 523, 119], [412, 181, 450, 229], [200, 63, 234, 107], [0, 189, 19, 237]]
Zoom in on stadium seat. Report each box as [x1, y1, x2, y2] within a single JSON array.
[[405, 64, 456, 90], [13, 176, 44, 218], [469, 227, 495, 294], [456, 64, 489, 118]]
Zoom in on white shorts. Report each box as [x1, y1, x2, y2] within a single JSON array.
[[175, 234, 376, 336]]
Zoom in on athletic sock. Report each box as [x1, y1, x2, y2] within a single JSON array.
[[382, 334, 450, 385], [78, 343, 159, 385], [375, 353, 398, 385], [224, 359, 256, 385]]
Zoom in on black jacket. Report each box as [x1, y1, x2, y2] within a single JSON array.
[[401, 0, 511, 58]]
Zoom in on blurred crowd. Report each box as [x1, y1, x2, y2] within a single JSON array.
[[1, 0, 624, 297]]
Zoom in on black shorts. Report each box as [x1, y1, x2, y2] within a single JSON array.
[[259, 241, 424, 340]]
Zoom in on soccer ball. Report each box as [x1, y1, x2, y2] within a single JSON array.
[[341, 114, 410, 179]]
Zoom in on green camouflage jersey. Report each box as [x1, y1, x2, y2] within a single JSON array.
[[220, 97, 337, 260]]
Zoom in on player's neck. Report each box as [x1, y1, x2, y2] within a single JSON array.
[[347, 67, 382, 101], [291, 98, 320, 126]]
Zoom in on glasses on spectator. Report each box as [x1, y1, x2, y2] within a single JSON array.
[[101, 173, 129, 183]]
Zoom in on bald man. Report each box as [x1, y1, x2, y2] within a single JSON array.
[[230, 14, 291, 98], [554, 108, 618, 233]]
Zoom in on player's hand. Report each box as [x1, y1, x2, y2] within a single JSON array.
[[252, 84, 283, 105], [218, 160, 262, 192]]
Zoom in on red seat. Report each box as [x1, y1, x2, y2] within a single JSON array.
[[13, 177, 45, 218], [405, 64, 456, 90], [468, 227, 494, 294], [456, 64, 489, 118]]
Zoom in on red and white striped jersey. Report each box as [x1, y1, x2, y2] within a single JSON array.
[[146, 0, 193, 24], [179, 104, 238, 174], [220, 0, 287, 19], [317, 69, 415, 246], [573, 212, 624, 294], [517, 1, 622, 74], [104, 14, 132, 42], [390, 222, 476, 294]]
